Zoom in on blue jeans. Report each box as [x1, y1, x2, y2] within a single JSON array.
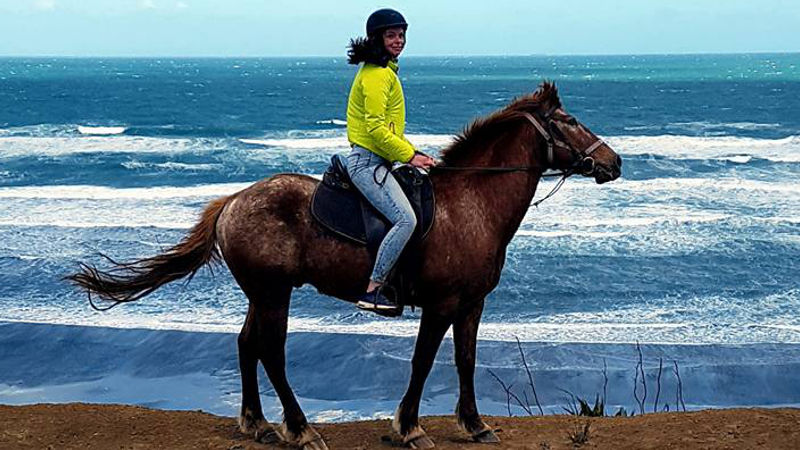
[[346, 145, 417, 285]]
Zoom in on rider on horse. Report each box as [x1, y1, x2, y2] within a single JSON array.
[[345, 9, 436, 315]]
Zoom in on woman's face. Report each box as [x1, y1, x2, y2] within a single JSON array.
[[382, 27, 405, 58]]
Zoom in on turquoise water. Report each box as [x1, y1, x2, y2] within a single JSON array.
[[0, 54, 798, 345]]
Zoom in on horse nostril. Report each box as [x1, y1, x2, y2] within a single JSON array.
[[615, 155, 623, 168]]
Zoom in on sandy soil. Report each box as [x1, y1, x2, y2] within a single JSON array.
[[1, 403, 798, 449]]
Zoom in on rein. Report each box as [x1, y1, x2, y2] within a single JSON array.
[[431, 165, 566, 177]]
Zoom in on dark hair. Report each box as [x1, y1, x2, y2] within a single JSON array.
[[347, 35, 392, 67]]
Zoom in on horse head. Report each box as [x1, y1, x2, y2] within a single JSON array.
[[527, 82, 622, 184]]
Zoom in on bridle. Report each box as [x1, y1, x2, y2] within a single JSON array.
[[431, 108, 606, 177], [520, 109, 605, 176], [430, 108, 608, 205]]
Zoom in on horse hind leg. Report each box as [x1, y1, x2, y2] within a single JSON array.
[[237, 303, 270, 437], [394, 308, 453, 449], [249, 284, 328, 450]]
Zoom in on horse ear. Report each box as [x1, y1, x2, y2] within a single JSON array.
[[537, 81, 562, 111]]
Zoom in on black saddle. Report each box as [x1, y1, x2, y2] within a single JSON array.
[[310, 154, 435, 300]]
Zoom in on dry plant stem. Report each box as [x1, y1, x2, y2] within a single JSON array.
[[633, 360, 640, 413], [515, 337, 545, 415], [510, 392, 533, 416], [558, 388, 579, 416], [488, 369, 514, 416], [489, 369, 534, 416], [602, 358, 608, 405], [674, 360, 687, 412], [653, 357, 663, 413], [633, 341, 647, 415]]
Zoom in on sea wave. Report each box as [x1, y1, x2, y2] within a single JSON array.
[[3, 176, 796, 202], [315, 119, 347, 126], [0, 123, 78, 137], [623, 121, 782, 133], [1, 126, 798, 163], [1, 176, 797, 251], [0, 136, 231, 158], [0, 183, 250, 200], [607, 134, 800, 163], [77, 125, 127, 136], [3, 296, 799, 344], [240, 133, 455, 149], [121, 161, 222, 171]]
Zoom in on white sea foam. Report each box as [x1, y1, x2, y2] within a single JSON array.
[[0, 136, 229, 158], [515, 230, 629, 238], [315, 119, 347, 126], [607, 134, 800, 163], [0, 181, 330, 229], [609, 177, 800, 194], [241, 136, 350, 149], [1, 128, 797, 163], [121, 161, 221, 171], [624, 121, 783, 133], [240, 134, 455, 149], [0, 183, 249, 200], [0, 123, 76, 137], [77, 125, 127, 135], [0, 174, 796, 235], [3, 308, 798, 345]]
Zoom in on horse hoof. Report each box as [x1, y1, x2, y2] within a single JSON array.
[[301, 437, 329, 450], [407, 435, 436, 449], [254, 427, 279, 444], [238, 408, 267, 435], [472, 428, 501, 444]]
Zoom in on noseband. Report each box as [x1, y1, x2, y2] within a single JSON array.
[[519, 110, 605, 175]]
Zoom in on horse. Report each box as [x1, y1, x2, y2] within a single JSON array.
[[67, 81, 621, 449]]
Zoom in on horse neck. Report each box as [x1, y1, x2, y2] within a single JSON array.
[[440, 131, 544, 245]]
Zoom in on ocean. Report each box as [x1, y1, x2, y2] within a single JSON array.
[[1, 54, 798, 419]]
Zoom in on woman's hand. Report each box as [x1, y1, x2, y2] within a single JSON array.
[[409, 152, 437, 169]]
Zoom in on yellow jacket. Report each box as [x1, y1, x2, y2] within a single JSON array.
[[346, 60, 416, 163]]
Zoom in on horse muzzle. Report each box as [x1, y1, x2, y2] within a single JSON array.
[[590, 154, 622, 184]]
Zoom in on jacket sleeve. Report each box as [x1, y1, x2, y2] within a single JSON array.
[[360, 69, 416, 163]]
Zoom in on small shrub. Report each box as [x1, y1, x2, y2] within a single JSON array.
[[568, 421, 591, 447]]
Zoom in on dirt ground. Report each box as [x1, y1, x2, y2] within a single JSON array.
[[1, 403, 798, 449]]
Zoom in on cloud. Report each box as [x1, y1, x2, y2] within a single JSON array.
[[34, 0, 56, 11], [176, 1, 188, 9], [139, 0, 156, 9]]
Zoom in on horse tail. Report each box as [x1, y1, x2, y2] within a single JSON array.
[[66, 195, 231, 310]]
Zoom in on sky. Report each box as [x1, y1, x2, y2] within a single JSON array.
[[0, 0, 798, 57]]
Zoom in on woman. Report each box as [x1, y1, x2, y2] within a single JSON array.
[[345, 8, 436, 315]]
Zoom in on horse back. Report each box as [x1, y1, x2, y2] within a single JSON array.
[[216, 174, 371, 294]]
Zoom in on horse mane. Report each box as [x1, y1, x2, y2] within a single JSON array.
[[440, 81, 561, 165]]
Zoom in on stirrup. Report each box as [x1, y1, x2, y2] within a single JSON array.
[[356, 286, 403, 317]]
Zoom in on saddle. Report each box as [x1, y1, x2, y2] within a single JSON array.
[[310, 154, 435, 302]]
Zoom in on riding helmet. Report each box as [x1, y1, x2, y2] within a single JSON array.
[[366, 8, 408, 36]]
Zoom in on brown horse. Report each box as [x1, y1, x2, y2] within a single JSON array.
[[68, 82, 621, 449]]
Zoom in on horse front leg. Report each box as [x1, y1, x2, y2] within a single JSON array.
[[394, 308, 453, 449], [250, 284, 328, 450], [453, 298, 500, 443]]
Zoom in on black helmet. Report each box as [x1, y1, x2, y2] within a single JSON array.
[[366, 8, 408, 37]]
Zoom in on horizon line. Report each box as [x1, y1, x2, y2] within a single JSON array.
[[1, 51, 798, 59]]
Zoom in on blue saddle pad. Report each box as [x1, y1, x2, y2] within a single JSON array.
[[310, 155, 435, 252]]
